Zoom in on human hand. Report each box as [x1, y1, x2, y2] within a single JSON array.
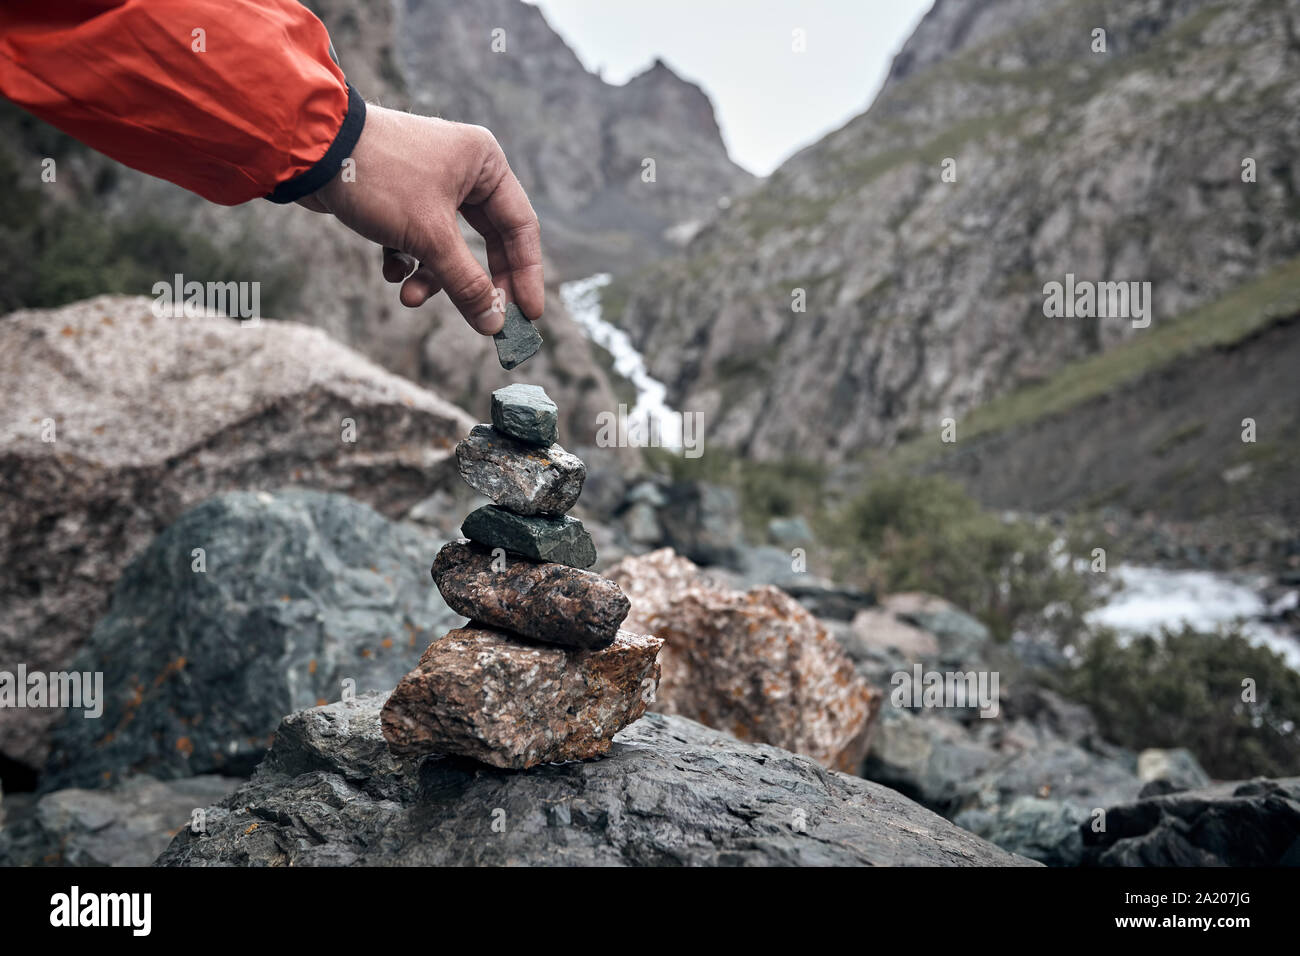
[[301, 104, 543, 335]]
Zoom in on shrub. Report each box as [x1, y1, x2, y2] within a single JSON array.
[[13, 208, 303, 318], [831, 473, 1100, 642], [0, 109, 301, 317], [1060, 625, 1300, 780], [643, 447, 826, 538]]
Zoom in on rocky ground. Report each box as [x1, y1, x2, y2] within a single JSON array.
[[4, 0, 1298, 869], [5, 467, 1295, 867], [4, 296, 1297, 868], [0, 775, 241, 867], [1081, 777, 1300, 866], [152, 694, 1034, 867], [39, 489, 465, 790], [0, 297, 474, 770], [5, 522, 1297, 866]]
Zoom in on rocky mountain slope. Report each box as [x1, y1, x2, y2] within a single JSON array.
[[385, 0, 752, 277], [0, 0, 751, 447], [923, 304, 1300, 564], [614, 0, 1300, 462]]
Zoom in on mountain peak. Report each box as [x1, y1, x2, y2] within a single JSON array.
[[625, 55, 689, 87]]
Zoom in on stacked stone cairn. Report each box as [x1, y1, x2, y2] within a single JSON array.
[[381, 383, 663, 769]]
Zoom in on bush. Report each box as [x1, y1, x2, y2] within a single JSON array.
[[0, 108, 301, 317], [10, 207, 303, 318], [643, 447, 826, 538], [1061, 626, 1300, 779], [831, 473, 1100, 642]]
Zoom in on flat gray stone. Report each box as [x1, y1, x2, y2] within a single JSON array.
[[456, 425, 584, 515], [461, 505, 596, 568], [493, 303, 542, 370], [491, 383, 558, 446]]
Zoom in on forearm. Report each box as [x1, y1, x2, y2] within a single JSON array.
[[0, 0, 363, 204]]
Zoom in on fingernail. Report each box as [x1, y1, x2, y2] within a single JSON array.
[[476, 309, 504, 334]]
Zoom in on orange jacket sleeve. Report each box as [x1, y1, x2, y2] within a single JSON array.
[[0, 0, 365, 205]]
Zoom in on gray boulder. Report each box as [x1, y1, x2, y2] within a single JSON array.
[[767, 516, 814, 548], [855, 604, 1147, 868], [885, 593, 992, 668], [866, 691, 1144, 866], [723, 545, 877, 620], [155, 694, 1037, 867], [863, 706, 1005, 811], [949, 737, 1144, 867], [1082, 777, 1300, 866], [41, 490, 462, 790], [954, 797, 1092, 868], [657, 481, 745, 568], [0, 774, 241, 867], [0, 297, 473, 771], [1137, 747, 1212, 795], [842, 592, 992, 691]]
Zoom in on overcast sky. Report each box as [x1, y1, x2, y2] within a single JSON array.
[[528, 0, 934, 176]]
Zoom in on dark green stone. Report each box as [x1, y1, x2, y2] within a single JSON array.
[[493, 303, 543, 370], [461, 505, 596, 569], [490, 383, 558, 446]]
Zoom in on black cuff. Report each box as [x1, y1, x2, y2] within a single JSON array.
[[266, 81, 366, 204]]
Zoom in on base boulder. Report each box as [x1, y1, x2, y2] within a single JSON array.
[[156, 694, 1038, 867]]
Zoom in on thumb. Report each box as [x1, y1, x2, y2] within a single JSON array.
[[415, 225, 504, 335]]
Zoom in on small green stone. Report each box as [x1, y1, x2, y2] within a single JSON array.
[[461, 505, 596, 569], [491, 383, 558, 446], [493, 303, 543, 370]]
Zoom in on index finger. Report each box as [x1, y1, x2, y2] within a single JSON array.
[[478, 170, 544, 320]]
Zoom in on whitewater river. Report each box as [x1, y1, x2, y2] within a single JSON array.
[[1087, 566, 1300, 668], [561, 274, 1300, 668], [560, 273, 684, 448]]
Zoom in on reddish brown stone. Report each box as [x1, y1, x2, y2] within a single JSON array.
[[607, 548, 880, 772], [432, 540, 628, 649], [380, 625, 662, 769]]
